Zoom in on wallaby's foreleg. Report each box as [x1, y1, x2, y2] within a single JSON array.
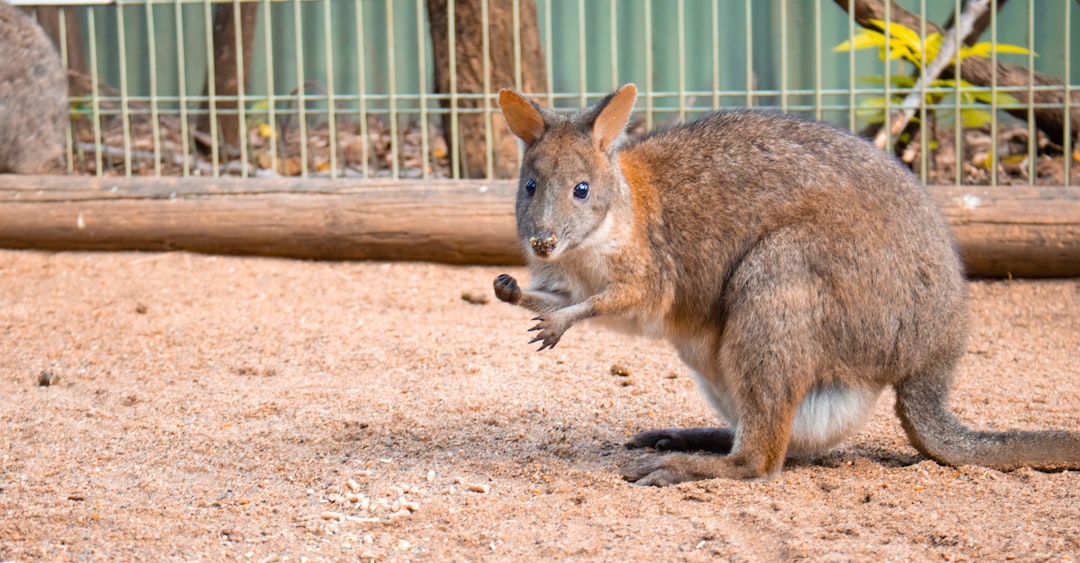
[[494, 272, 658, 351], [493, 274, 569, 313], [625, 427, 735, 454]]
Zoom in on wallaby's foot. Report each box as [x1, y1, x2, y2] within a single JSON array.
[[493, 274, 522, 305], [626, 427, 734, 454], [620, 452, 776, 486]]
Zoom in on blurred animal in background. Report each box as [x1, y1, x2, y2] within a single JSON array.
[[0, 0, 68, 174]]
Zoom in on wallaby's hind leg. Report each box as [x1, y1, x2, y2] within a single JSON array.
[[621, 233, 819, 485], [619, 387, 800, 485], [625, 427, 734, 454], [895, 359, 1080, 470]]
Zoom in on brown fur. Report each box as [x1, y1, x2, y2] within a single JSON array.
[[0, 0, 68, 174], [494, 84, 1080, 485]]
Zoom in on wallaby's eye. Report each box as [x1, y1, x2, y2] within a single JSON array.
[[573, 182, 590, 200], [524, 178, 537, 196]]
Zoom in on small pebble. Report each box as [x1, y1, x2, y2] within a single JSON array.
[[320, 511, 345, 521], [347, 479, 360, 492], [37, 371, 58, 387], [388, 509, 411, 520], [461, 292, 489, 305], [467, 484, 490, 494], [609, 364, 632, 377]]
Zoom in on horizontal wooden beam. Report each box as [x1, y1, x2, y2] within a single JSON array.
[[2, 175, 1079, 277], [0, 175, 523, 265]]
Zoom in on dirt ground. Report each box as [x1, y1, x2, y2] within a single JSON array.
[[1, 249, 1078, 562]]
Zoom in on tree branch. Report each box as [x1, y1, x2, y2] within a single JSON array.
[[872, 0, 991, 149], [834, 0, 1080, 148]]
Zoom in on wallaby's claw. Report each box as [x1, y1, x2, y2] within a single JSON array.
[[493, 274, 522, 304], [527, 315, 563, 351]]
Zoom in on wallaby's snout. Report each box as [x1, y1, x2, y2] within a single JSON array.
[[528, 231, 558, 258]]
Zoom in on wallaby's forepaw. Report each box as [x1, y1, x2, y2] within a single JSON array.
[[527, 313, 570, 352], [493, 274, 522, 305], [620, 454, 698, 487]]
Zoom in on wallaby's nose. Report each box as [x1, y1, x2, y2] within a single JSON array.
[[529, 231, 558, 257]]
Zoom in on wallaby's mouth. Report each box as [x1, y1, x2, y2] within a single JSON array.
[[528, 231, 558, 258]]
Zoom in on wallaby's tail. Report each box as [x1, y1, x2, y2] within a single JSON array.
[[894, 367, 1080, 471]]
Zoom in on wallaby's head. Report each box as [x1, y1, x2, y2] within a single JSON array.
[[498, 84, 638, 261]]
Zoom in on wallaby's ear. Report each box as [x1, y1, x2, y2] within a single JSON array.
[[592, 84, 637, 152], [499, 89, 546, 147]]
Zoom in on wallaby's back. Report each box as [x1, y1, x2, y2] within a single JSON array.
[[0, 1, 68, 174], [620, 111, 967, 385]]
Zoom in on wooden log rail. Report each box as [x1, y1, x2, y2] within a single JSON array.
[[1, 175, 1079, 277]]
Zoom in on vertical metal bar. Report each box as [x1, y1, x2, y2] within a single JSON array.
[[847, 2, 855, 130], [145, 2, 162, 176], [58, 7, 73, 174], [746, 0, 754, 108], [814, 0, 822, 121], [513, 0, 522, 90], [354, 0, 369, 178], [780, 0, 788, 112], [711, 0, 719, 109], [1026, 0, 1035, 185], [918, 0, 928, 183], [88, 8, 102, 176], [882, 0, 892, 153], [481, 0, 493, 179], [263, 0, 278, 176], [989, 0, 998, 186], [1064, 0, 1073, 186], [175, 1, 190, 176], [677, 0, 685, 120], [236, 0, 250, 177], [611, 0, 619, 91], [448, 0, 460, 179], [322, 0, 337, 177], [116, 5, 132, 176], [386, 0, 398, 179], [417, 0, 430, 179], [544, 0, 553, 106], [644, 0, 653, 128], [203, 0, 220, 176], [578, 0, 586, 106], [293, 0, 308, 177], [953, 0, 962, 185]]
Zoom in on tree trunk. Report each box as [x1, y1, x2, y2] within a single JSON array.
[[196, 3, 259, 155], [426, 0, 548, 179]]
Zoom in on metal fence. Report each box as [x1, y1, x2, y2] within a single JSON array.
[[9, 0, 1079, 186]]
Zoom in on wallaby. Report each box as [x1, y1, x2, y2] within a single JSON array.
[[493, 84, 1080, 486], [0, 0, 68, 174]]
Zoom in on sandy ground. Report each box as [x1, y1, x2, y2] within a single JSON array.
[[1, 249, 1078, 562]]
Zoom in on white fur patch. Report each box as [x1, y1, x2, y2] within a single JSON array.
[[787, 385, 883, 456]]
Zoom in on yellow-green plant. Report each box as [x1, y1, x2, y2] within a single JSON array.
[[835, 19, 1031, 130]]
